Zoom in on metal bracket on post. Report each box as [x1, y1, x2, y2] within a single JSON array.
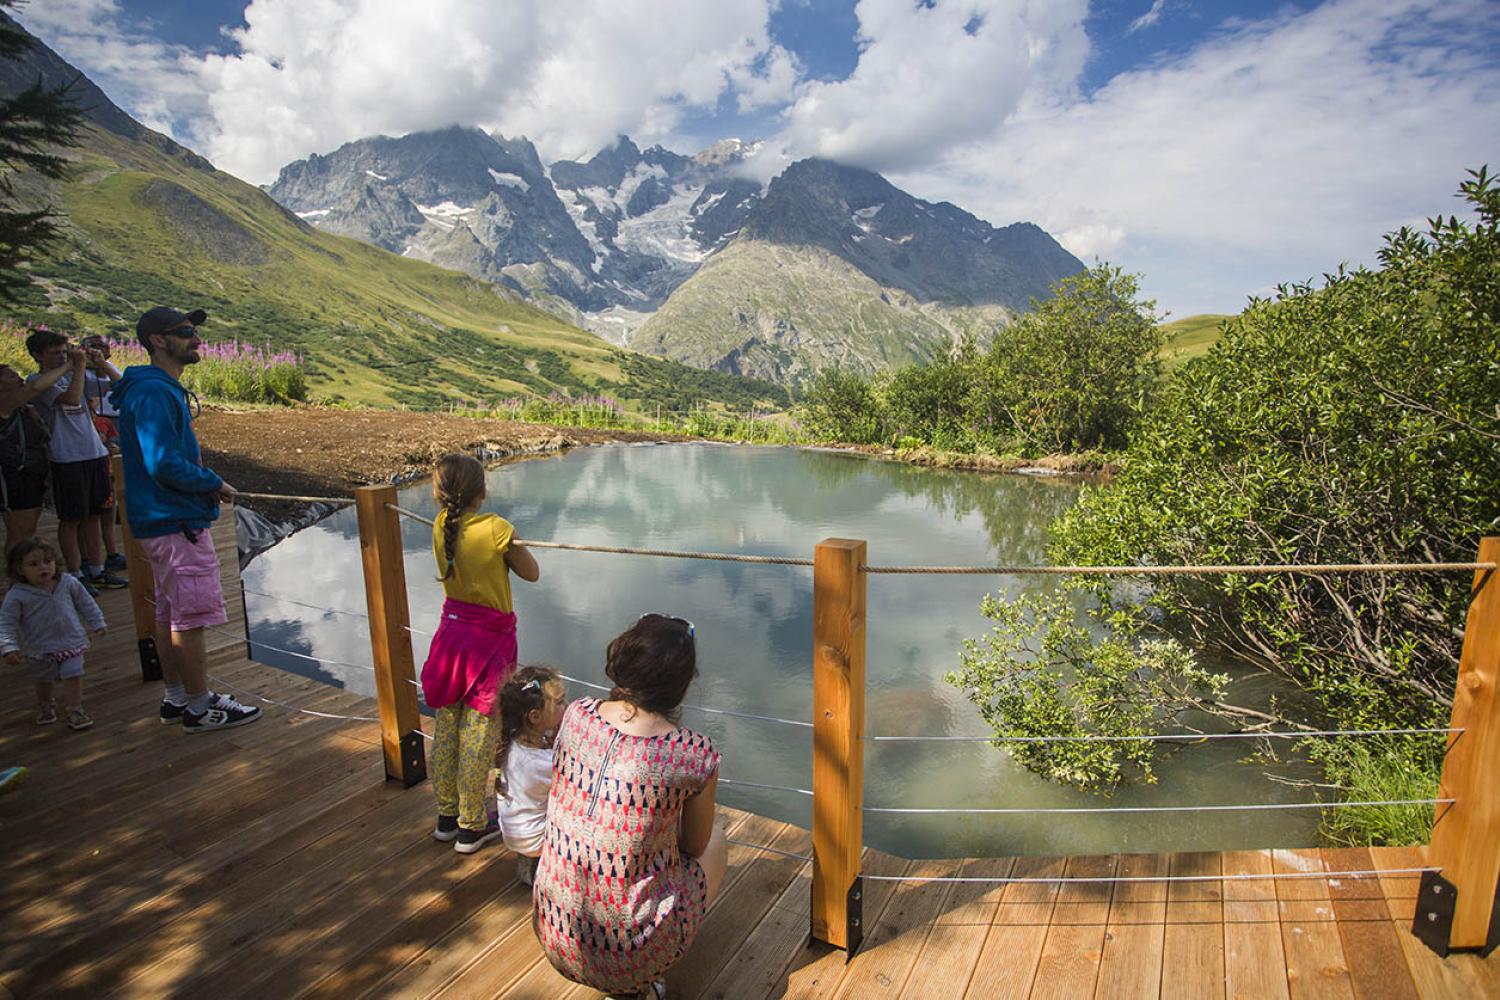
[[137, 636, 162, 683], [1413, 871, 1458, 957], [845, 876, 864, 960], [396, 730, 427, 788]]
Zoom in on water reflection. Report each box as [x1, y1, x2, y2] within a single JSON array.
[[242, 443, 1319, 857]]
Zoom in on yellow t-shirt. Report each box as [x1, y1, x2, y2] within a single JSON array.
[[432, 510, 515, 612]]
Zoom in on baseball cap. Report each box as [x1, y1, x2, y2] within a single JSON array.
[[136, 306, 207, 349]]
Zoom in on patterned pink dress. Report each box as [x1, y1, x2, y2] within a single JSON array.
[[534, 698, 722, 993]]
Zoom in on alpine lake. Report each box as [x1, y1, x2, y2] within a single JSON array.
[[241, 442, 1322, 859]]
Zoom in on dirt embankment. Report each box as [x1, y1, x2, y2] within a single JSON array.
[[195, 407, 670, 515]]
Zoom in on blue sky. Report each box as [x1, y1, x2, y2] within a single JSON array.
[[18, 1, 1500, 319]]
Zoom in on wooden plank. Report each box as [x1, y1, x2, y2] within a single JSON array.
[[31, 780, 433, 996], [1322, 848, 1419, 1000], [1224, 850, 1291, 1000], [783, 849, 906, 1000], [1030, 855, 1114, 1000], [1163, 852, 1224, 1000], [1427, 536, 1500, 950], [833, 858, 960, 999], [811, 537, 866, 951], [964, 856, 1066, 1000], [1095, 853, 1167, 1000], [1368, 846, 1424, 923], [354, 483, 424, 785], [666, 815, 811, 994], [899, 857, 1016, 999], [1274, 848, 1354, 1000], [696, 858, 814, 1000]]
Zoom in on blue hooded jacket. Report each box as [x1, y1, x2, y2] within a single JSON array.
[[109, 365, 222, 538]]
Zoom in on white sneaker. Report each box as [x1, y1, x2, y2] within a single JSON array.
[[183, 693, 261, 733]]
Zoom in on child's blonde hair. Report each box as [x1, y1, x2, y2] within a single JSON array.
[[432, 453, 485, 581], [495, 666, 566, 798]]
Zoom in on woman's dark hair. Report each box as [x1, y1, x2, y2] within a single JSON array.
[[7, 537, 57, 582], [605, 614, 697, 721], [495, 666, 565, 797], [432, 453, 485, 580]]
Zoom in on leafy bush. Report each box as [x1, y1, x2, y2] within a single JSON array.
[[1052, 170, 1500, 735], [791, 264, 1161, 456], [949, 591, 1228, 791]]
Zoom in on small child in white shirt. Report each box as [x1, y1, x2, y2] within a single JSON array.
[[495, 666, 566, 887]]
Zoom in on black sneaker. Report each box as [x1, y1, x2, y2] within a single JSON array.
[[87, 571, 128, 590], [433, 815, 460, 843], [182, 694, 262, 733], [454, 819, 503, 854], [159, 700, 188, 725], [104, 553, 128, 574]]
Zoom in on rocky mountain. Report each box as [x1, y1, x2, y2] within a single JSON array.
[[267, 132, 761, 338], [265, 124, 1083, 387], [632, 159, 1085, 382]]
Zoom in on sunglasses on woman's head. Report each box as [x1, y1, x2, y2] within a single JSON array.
[[639, 613, 694, 638]]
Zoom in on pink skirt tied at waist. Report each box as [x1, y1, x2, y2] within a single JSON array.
[[420, 598, 518, 715]]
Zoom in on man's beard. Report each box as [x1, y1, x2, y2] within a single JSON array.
[[167, 340, 200, 366]]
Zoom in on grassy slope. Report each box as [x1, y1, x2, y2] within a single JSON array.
[[7, 126, 784, 411], [631, 239, 1013, 385], [1159, 313, 1230, 367]]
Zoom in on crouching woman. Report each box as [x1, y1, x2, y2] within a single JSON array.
[[533, 614, 727, 1000]]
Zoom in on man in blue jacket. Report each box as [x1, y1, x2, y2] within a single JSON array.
[[112, 307, 260, 732]]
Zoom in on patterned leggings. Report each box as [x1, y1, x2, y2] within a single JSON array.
[[431, 703, 501, 830]]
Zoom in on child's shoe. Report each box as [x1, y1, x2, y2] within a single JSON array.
[[35, 702, 57, 725], [86, 570, 127, 590], [454, 818, 503, 854], [66, 706, 93, 731], [104, 553, 128, 574], [433, 815, 460, 842]]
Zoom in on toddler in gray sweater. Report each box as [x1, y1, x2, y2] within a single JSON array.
[[1, 538, 106, 729]]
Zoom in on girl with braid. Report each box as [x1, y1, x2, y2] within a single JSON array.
[[421, 453, 539, 853]]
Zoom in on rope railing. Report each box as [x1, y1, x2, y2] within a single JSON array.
[[727, 838, 814, 863], [858, 866, 1441, 885], [720, 777, 814, 797], [863, 797, 1454, 816], [242, 588, 369, 619], [860, 561, 1497, 575], [236, 491, 356, 505], [864, 726, 1464, 743]]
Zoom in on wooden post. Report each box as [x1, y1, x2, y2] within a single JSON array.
[[112, 455, 161, 682], [811, 537, 867, 954], [354, 484, 427, 787], [1420, 536, 1500, 955]]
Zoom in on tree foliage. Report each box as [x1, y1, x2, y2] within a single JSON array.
[[0, 1, 83, 301], [1052, 169, 1500, 731], [794, 264, 1162, 456], [948, 592, 1228, 792]]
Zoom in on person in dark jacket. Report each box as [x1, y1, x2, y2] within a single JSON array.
[[110, 306, 260, 733]]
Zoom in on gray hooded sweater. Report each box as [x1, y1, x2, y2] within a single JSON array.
[[0, 575, 106, 658]]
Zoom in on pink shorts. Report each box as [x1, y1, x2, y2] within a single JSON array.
[[139, 527, 228, 632]]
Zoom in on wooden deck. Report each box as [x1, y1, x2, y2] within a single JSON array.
[[2, 528, 1498, 997]]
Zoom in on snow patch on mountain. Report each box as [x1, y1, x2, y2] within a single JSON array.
[[488, 169, 529, 191], [616, 182, 711, 264], [365, 169, 388, 181], [296, 208, 330, 219]]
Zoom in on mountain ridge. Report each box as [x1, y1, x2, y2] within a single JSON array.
[[268, 130, 1084, 384]]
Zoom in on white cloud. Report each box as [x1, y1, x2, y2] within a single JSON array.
[[21, 0, 793, 184], [883, 0, 1500, 314], [1128, 0, 1170, 33], [771, 0, 1090, 173]]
